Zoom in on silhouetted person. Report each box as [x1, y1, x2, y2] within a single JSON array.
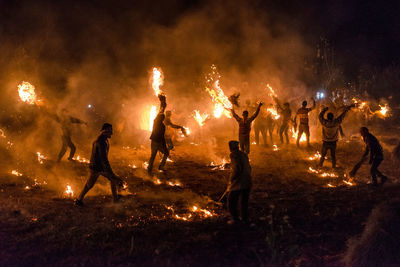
[[231, 102, 262, 154], [75, 123, 123, 206], [265, 104, 275, 144], [254, 108, 268, 146], [351, 127, 388, 186], [148, 96, 169, 174], [227, 140, 252, 224], [275, 100, 291, 144], [318, 104, 354, 168], [294, 98, 315, 147], [56, 109, 87, 162], [164, 110, 186, 151]]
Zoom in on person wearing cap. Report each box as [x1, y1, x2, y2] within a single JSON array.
[[231, 102, 262, 154], [227, 140, 252, 224], [352, 127, 388, 186], [318, 104, 354, 168], [74, 123, 123, 206], [148, 95, 169, 174], [294, 98, 316, 147]]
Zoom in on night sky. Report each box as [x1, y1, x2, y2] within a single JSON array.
[[1, 0, 399, 89]]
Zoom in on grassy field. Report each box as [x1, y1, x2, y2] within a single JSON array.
[[0, 138, 398, 266]]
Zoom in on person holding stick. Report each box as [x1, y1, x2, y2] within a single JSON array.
[[226, 140, 252, 224], [349, 127, 388, 186]]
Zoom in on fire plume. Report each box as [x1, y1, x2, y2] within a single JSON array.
[[205, 65, 232, 118], [18, 81, 39, 105], [151, 67, 164, 96], [11, 170, 23, 176]]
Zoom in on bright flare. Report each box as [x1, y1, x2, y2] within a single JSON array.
[[11, 170, 23, 176], [36, 152, 47, 164], [193, 110, 209, 127], [375, 104, 390, 118], [267, 107, 280, 120], [18, 81, 38, 105], [151, 67, 164, 96], [65, 185, 74, 197]]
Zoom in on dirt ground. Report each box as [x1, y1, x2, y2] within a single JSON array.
[[0, 135, 399, 266]]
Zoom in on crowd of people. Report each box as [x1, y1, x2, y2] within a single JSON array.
[[65, 94, 389, 224]]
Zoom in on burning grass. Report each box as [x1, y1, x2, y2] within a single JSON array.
[[0, 140, 398, 265]]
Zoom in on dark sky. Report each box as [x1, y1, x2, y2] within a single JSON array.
[[1, 0, 399, 82]]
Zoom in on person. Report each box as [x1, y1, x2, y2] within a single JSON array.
[[350, 127, 388, 186], [265, 104, 276, 144], [294, 98, 316, 147], [275, 99, 292, 144], [254, 108, 268, 146], [231, 102, 262, 154], [56, 109, 87, 162], [74, 123, 123, 206], [318, 104, 354, 168], [227, 140, 252, 224], [148, 95, 169, 174], [164, 110, 186, 151]]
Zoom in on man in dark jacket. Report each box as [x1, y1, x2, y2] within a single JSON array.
[[350, 127, 388, 186], [231, 102, 262, 154], [294, 98, 316, 147], [75, 123, 123, 206], [227, 140, 252, 224], [56, 109, 87, 162], [148, 96, 169, 174]]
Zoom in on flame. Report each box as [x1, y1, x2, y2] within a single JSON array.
[[166, 180, 182, 187], [266, 84, 277, 97], [273, 144, 279, 151], [193, 110, 209, 127], [0, 129, 6, 138], [343, 180, 355, 186], [65, 185, 74, 197], [308, 151, 321, 161], [73, 155, 90, 163], [183, 126, 190, 136], [267, 107, 280, 120], [17, 81, 39, 105], [143, 161, 149, 169], [205, 65, 232, 118], [291, 127, 306, 142], [375, 104, 390, 118], [149, 105, 157, 131], [210, 158, 227, 170], [308, 167, 338, 178], [327, 183, 336, 188], [352, 97, 368, 110], [151, 67, 164, 96], [140, 105, 158, 131], [128, 164, 137, 169], [11, 170, 22, 176], [36, 152, 47, 164]]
